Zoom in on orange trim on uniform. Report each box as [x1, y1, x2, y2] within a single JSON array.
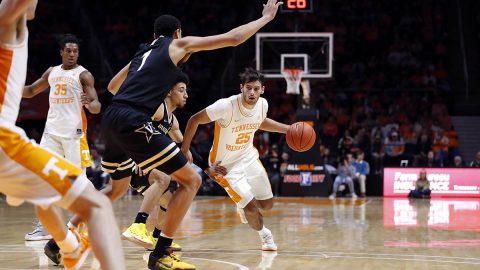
[[213, 175, 242, 204], [81, 108, 88, 131], [257, 159, 269, 177], [0, 127, 81, 195], [209, 122, 221, 164], [79, 134, 92, 168], [0, 48, 13, 114], [80, 108, 91, 167]]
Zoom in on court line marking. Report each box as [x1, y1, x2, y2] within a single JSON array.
[[184, 257, 249, 270]]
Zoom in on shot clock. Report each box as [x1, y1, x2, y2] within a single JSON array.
[[280, 0, 313, 13]]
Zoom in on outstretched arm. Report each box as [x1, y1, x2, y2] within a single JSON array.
[[0, 0, 37, 24], [181, 109, 213, 162], [23, 67, 52, 98], [259, 118, 289, 134], [80, 71, 101, 114], [169, 0, 282, 65], [107, 62, 130, 95]]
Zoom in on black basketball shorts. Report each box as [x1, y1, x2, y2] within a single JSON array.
[[100, 103, 187, 180]]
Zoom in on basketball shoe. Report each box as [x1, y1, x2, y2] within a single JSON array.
[[25, 222, 52, 241], [122, 223, 152, 248], [236, 207, 248, 224], [148, 249, 195, 270], [149, 236, 182, 251], [44, 239, 62, 265], [62, 228, 91, 270], [260, 228, 277, 251]]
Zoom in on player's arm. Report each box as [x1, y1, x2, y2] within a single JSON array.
[[22, 67, 52, 98], [0, 0, 37, 24], [259, 118, 289, 134], [169, 0, 282, 65], [181, 109, 213, 161], [107, 62, 130, 95], [80, 71, 101, 114], [167, 115, 183, 143]]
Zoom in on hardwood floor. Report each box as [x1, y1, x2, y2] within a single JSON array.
[[1, 196, 480, 269]]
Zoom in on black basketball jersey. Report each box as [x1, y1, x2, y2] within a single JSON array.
[[113, 37, 181, 116], [154, 101, 174, 134]]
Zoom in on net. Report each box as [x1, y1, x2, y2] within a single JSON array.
[[282, 68, 304, 95]]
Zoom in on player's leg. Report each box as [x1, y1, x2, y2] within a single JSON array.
[[148, 185, 182, 251], [245, 160, 277, 251], [148, 163, 201, 269], [0, 125, 125, 270], [25, 133, 63, 241], [123, 170, 169, 248]]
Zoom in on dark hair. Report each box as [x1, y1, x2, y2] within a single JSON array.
[[154, 15, 181, 37], [175, 72, 189, 85], [239, 67, 264, 85], [59, 34, 80, 50]]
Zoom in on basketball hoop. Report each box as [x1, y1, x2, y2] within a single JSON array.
[[282, 68, 304, 95]]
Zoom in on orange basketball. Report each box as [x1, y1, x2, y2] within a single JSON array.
[[286, 122, 316, 152]]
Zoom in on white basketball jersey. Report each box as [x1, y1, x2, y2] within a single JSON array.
[[44, 65, 87, 138], [0, 32, 28, 125], [206, 94, 268, 167]]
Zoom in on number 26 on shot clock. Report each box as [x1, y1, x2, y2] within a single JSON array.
[[281, 0, 313, 12]]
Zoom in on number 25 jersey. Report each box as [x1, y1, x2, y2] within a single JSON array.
[[206, 94, 267, 167]]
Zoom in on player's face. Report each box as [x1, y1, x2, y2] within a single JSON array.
[[60, 43, 79, 67], [240, 80, 264, 106], [169, 82, 188, 108]]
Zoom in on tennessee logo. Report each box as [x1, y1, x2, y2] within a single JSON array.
[[134, 122, 161, 143]]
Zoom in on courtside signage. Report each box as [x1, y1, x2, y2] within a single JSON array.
[[384, 168, 480, 198]]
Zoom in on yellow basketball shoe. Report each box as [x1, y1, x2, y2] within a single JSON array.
[[63, 228, 91, 270], [122, 223, 153, 248], [149, 236, 182, 251], [148, 251, 195, 270]]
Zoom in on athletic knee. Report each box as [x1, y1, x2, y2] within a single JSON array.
[[149, 170, 170, 187], [259, 200, 274, 210], [73, 192, 112, 221], [243, 201, 259, 215], [182, 173, 201, 193], [107, 182, 129, 201]]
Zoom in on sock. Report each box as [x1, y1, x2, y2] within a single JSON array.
[[56, 230, 79, 254], [134, 212, 149, 224], [257, 226, 270, 237], [152, 228, 161, 238], [152, 233, 173, 257]]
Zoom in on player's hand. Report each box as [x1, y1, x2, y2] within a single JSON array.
[[80, 93, 93, 105], [182, 148, 193, 164], [204, 161, 227, 180], [134, 165, 145, 176], [262, 0, 283, 21]]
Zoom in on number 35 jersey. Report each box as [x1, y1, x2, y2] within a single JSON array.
[[45, 65, 87, 138], [206, 94, 268, 168]]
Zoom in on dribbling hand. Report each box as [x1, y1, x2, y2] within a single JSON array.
[[262, 0, 283, 21]]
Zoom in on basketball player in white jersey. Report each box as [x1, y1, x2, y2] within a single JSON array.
[[22, 34, 101, 241], [182, 68, 290, 251], [0, 1, 124, 269]]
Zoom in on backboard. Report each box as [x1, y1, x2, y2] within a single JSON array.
[[255, 32, 333, 79]]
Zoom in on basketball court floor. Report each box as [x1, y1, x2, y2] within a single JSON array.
[[1, 196, 480, 269]]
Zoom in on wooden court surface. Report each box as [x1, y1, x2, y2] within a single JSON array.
[[1, 196, 480, 269]]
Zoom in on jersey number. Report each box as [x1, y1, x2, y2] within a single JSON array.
[[54, 84, 67, 95], [137, 49, 152, 71], [235, 132, 252, 144]]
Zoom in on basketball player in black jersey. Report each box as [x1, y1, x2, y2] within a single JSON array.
[[122, 73, 226, 251], [101, 1, 282, 269]]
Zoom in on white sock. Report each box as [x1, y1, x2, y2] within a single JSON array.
[[160, 232, 173, 239], [57, 230, 79, 254], [257, 226, 270, 237]]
